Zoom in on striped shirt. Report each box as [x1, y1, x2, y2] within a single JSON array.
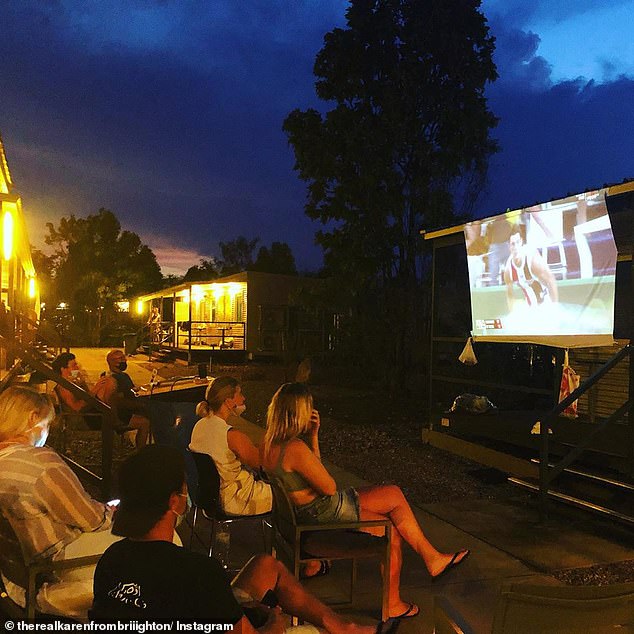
[[0, 443, 112, 565]]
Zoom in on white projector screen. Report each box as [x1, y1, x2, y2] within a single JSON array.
[[465, 189, 617, 348]]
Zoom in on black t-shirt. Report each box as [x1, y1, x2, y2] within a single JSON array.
[[90, 539, 244, 624]]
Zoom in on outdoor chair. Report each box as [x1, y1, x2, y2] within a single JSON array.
[[188, 451, 272, 567], [266, 475, 392, 622], [0, 514, 102, 622], [434, 581, 634, 633]]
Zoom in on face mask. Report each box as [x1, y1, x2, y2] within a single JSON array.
[[118, 361, 127, 371], [29, 420, 49, 448], [70, 369, 80, 379], [233, 404, 246, 416], [172, 493, 190, 527]]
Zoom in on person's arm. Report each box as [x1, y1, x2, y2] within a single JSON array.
[[57, 384, 88, 412], [91, 375, 118, 405], [531, 252, 559, 302], [503, 265, 515, 311], [287, 439, 336, 496], [36, 453, 111, 533], [306, 409, 321, 459], [227, 429, 262, 469]]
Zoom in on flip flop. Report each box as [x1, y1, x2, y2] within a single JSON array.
[[432, 549, 470, 582], [375, 617, 400, 633], [300, 559, 331, 579], [392, 603, 419, 619]]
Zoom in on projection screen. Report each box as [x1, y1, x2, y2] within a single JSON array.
[[465, 189, 617, 348]]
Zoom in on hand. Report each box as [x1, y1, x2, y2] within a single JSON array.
[[260, 606, 286, 634], [309, 409, 320, 435]]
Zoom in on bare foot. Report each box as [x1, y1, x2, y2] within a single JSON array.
[[388, 601, 419, 618]]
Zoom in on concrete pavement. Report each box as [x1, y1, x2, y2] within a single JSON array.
[[73, 349, 634, 632]]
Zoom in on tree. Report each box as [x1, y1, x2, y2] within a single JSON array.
[[253, 242, 298, 275], [43, 208, 163, 344], [219, 236, 259, 275], [182, 258, 221, 282], [284, 0, 498, 384]]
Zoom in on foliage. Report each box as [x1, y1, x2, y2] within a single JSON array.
[[182, 258, 221, 282], [219, 236, 259, 275], [42, 208, 163, 344], [284, 0, 498, 386], [253, 242, 297, 275]]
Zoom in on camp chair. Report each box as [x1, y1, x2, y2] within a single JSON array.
[[188, 451, 272, 568], [267, 475, 392, 622]]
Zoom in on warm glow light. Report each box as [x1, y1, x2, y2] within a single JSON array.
[[191, 284, 205, 303], [28, 277, 36, 298], [227, 283, 242, 297], [58, 302, 67, 309], [136, 300, 144, 315], [116, 301, 130, 312], [3, 211, 13, 260]]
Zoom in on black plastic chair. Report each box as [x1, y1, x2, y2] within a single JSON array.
[[189, 450, 272, 567]]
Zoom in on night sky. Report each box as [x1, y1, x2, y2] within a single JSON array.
[[1, 0, 632, 275]]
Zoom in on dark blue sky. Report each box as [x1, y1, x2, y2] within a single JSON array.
[[1, 0, 632, 274]]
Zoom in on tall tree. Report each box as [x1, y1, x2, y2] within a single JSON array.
[[219, 236, 259, 275], [182, 258, 221, 282], [43, 208, 163, 343], [253, 242, 298, 275], [284, 0, 498, 383]]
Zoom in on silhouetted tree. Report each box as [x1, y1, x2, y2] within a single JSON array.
[[284, 0, 498, 386], [253, 242, 297, 275], [44, 208, 163, 344], [219, 236, 259, 274], [182, 258, 221, 282]]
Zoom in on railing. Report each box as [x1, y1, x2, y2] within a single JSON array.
[[0, 335, 118, 499], [175, 321, 246, 351], [538, 344, 632, 518]]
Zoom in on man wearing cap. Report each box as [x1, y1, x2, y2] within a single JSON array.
[[92, 349, 150, 449], [91, 446, 376, 633]]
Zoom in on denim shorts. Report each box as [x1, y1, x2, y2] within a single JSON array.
[[295, 487, 360, 524]]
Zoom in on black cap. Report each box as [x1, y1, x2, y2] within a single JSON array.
[[112, 445, 185, 538]]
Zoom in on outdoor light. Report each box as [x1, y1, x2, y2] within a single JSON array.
[[58, 302, 67, 309], [28, 277, 36, 299], [191, 285, 205, 303], [3, 211, 13, 260], [227, 283, 242, 297], [136, 300, 144, 315]]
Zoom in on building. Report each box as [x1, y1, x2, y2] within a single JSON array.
[[133, 270, 332, 362], [0, 133, 39, 336]]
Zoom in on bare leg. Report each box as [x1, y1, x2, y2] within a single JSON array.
[[358, 485, 468, 577], [232, 555, 375, 634], [129, 414, 150, 449], [359, 506, 408, 617]]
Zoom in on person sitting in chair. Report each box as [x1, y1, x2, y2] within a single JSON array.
[[52, 352, 95, 418], [91, 445, 377, 633], [91, 350, 150, 449]]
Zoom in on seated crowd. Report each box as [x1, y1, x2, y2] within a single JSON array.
[[0, 365, 472, 628]]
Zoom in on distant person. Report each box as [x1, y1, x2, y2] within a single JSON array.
[[147, 306, 161, 343], [503, 225, 559, 310], [262, 382, 470, 620], [91, 445, 376, 633], [52, 352, 94, 417], [92, 350, 150, 449]]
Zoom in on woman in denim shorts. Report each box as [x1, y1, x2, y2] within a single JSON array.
[[262, 383, 471, 621]]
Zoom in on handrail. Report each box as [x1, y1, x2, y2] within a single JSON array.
[[0, 334, 117, 499], [538, 344, 632, 519]]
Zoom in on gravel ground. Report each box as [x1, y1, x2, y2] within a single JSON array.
[[60, 361, 634, 586]]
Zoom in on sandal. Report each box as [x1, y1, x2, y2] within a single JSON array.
[[300, 559, 331, 579]]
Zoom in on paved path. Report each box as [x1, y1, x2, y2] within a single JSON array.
[[74, 349, 633, 633]]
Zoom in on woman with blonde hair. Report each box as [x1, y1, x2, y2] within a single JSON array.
[[0, 385, 117, 619], [262, 383, 471, 620], [189, 376, 272, 516]]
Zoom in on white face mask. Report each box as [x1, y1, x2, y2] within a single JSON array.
[[233, 404, 246, 416], [70, 369, 80, 379], [29, 420, 50, 448], [172, 493, 190, 527]]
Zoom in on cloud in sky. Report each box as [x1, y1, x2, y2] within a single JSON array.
[[1, 1, 632, 275]]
